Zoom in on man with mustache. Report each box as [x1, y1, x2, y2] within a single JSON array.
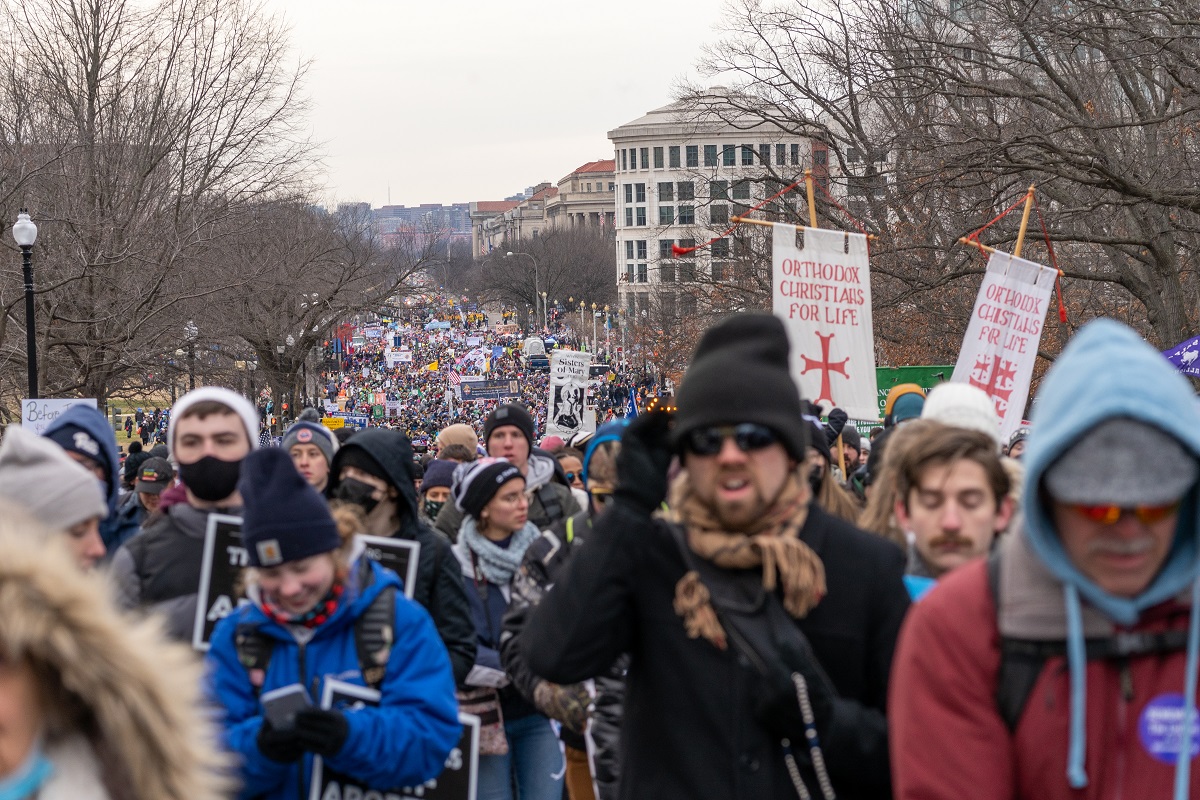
[[892, 422, 1013, 600], [891, 319, 1200, 800]]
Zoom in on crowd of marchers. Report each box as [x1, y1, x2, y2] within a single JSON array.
[[0, 311, 1197, 800]]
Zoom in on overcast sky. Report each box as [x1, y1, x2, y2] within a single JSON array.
[[267, 0, 730, 209]]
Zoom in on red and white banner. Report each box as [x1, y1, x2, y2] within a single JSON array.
[[951, 251, 1057, 440], [772, 225, 878, 419]]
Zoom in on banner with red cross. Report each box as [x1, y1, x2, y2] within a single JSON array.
[[951, 251, 1058, 441], [772, 225, 878, 420]]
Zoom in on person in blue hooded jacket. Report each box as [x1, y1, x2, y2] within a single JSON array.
[[892, 318, 1200, 800], [43, 404, 138, 554], [206, 448, 460, 800]]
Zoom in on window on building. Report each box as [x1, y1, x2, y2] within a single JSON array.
[[679, 260, 696, 282], [635, 184, 646, 203], [732, 179, 751, 200], [632, 149, 640, 170], [625, 208, 633, 226], [759, 143, 771, 165], [636, 207, 646, 226], [626, 263, 634, 282], [723, 144, 736, 166], [626, 292, 636, 313], [660, 260, 676, 283], [658, 206, 674, 225], [742, 145, 754, 165], [677, 181, 695, 201], [659, 240, 674, 259], [712, 238, 730, 259], [621, 149, 628, 171], [636, 241, 647, 260], [678, 205, 695, 225], [791, 143, 800, 165], [710, 204, 729, 224], [637, 263, 648, 282], [658, 182, 674, 201], [710, 180, 728, 200], [669, 146, 681, 168], [625, 241, 634, 260], [654, 147, 664, 168], [609, 182, 615, 191], [624, 184, 633, 203], [662, 293, 677, 318], [704, 144, 718, 167], [847, 147, 861, 164], [712, 260, 726, 281], [585, 183, 591, 192], [776, 144, 787, 166], [686, 145, 699, 167], [814, 149, 828, 166], [640, 148, 649, 169], [680, 293, 697, 317]]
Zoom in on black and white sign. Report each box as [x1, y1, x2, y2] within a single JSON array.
[[192, 514, 247, 651], [310, 680, 481, 800], [545, 350, 591, 439], [349, 535, 420, 600]]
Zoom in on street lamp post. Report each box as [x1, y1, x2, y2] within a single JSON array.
[[184, 320, 198, 390], [12, 210, 38, 398], [604, 305, 611, 355], [592, 303, 598, 353], [540, 291, 548, 331]]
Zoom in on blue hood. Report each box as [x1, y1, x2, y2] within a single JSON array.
[[1024, 318, 1200, 625], [43, 405, 120, 518]]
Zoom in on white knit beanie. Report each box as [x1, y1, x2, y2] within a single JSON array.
[[920, 383, 1003, 448], [168, 387, 261, 457], [0, 426, 107, 532]]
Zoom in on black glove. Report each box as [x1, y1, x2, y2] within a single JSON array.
[[824, 408, 848, 445], [613, 411, 674, 514], [256, 719, 305, 763], [294, 708, 350, 758], [755, 634, 837, 745]]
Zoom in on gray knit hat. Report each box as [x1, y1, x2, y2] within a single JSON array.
[[281, 421, 338, 466], [0, 426, 107, 532]]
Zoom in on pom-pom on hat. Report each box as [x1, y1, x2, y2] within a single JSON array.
[[452, 457, 524, 519], [671, 312, 807, 460], [238, 449, 339, 568]]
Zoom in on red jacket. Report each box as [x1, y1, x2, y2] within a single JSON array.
[[890, 558, 1198, 800]]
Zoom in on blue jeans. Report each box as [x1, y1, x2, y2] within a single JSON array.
[[476, 713, 565, 800]]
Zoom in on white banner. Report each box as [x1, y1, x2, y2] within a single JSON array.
[[951, 251, 1057, 440], [772, 225, 878, 419], [546, 350, 592, 439], [21, 398, 98, 435]]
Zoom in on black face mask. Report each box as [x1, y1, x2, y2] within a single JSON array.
[[178, 456, 243, 503], [334, 477, 381, 514]]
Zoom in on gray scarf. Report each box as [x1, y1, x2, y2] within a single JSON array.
[[461, 517, 541, 585]]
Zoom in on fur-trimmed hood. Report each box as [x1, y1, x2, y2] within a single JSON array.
[[0, 514, 230, 800]]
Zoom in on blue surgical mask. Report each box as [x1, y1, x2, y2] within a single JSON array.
[[0, 742, 54, 800]]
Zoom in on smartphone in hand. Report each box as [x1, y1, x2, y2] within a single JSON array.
[[261, 684, 312, 730]]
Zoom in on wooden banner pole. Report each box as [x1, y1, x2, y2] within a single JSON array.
[[1012, 184, 1036, 258], [805, 168, 819, 228]]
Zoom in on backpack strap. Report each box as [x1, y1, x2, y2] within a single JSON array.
[[989, 549, 1188, 731], [234, 622, 275, 696], [536, 484, 564, 525], [355, 585, 397, 691]]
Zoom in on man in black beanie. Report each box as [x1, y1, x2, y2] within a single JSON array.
[[523, 312, 909, 800], [432, 403, 579, 542]]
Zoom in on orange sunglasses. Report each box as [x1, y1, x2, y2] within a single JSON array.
[[1070, 501, 1181, 525]]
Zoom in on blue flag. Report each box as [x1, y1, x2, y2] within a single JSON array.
[[1163, 334, 1200, 377], [627, 389, 639, 419]]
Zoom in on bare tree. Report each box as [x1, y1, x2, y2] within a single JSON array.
[[0, 0, 315, 409]]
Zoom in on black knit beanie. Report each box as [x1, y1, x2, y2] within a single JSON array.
[[483, 404, 536, 449], [334, 446, 391, 487], [672, 312, 808, 460], [239, 449, 340, 568], [452, 458, 524, 519]]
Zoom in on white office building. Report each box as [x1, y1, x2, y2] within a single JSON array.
[[608, 88, 830, 318]]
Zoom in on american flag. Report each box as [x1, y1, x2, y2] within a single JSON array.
[[448, 371, 461, 386]]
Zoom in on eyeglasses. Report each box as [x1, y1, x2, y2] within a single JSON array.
[[1070, 501, 1181, 526], [685, 423, 779, 456], [565, 472, 580, 483]]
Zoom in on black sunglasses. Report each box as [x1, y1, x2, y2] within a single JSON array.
[[685, 423, 779, 456], [565, 471, 580, 483]]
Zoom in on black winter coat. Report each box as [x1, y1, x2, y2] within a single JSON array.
[[329, 429, 477, 686], [523, 499, 909, 800]]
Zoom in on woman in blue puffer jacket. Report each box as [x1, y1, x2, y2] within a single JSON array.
[[206, 449, 460, 800]]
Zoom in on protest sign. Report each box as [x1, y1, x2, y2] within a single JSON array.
[[1164, 334, 1200, 377], [545, 350, 591, 438], [192, 514, 247, 651], [321, 417, 345, 431], [21, 398, 98, 435], [349, 535, 419, 599], [772, 225, 878, 419], [396, 350, 414, 363], [876, 366, 951, 418], [951, 251, 1057, 440], [310, 681, 480, 800], [459, 379, 521, 403]]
